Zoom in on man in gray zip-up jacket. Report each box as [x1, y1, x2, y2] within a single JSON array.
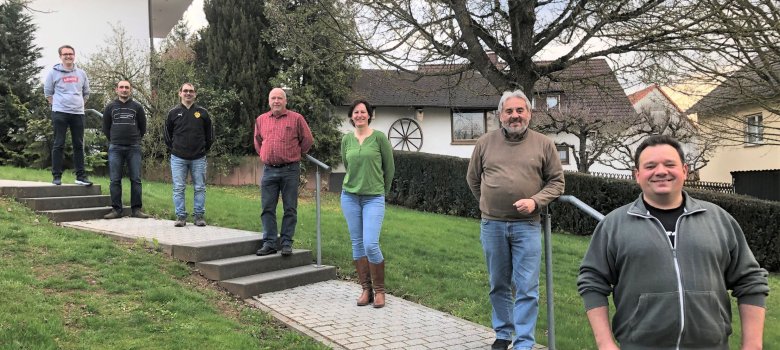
[[578, 135, 768, 350]]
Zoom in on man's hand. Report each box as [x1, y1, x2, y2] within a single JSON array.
[[513, 198, 536, 214]]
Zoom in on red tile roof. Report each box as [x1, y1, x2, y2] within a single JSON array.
[[627, 84, 684, 113]]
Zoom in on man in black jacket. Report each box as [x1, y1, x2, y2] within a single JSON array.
[[102, 80, 150, 219], [164, 83, 214, 227]]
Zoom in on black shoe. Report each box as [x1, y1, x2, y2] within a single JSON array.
[[52, 176, 62, 185], [256, 245, 277, 256], [281, 245, 293, 256], [193, 215, 206, 227], [103, 210, 122, 219], [75, 176, 93, 186], [174, 216, 187, 227], [491, 339, 511, 350]]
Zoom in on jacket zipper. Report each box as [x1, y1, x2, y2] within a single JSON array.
[[629, 207, 705, 350]]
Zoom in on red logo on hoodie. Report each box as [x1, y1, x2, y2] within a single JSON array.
[[63, 76, 79, 83]]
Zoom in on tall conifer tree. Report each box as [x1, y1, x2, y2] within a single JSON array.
[[195, 0, 279, 154], [0, 0, 43, 164], [265, 0, 358, 166]]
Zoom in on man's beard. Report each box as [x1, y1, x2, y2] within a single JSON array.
[[502, 118, 528, 136]]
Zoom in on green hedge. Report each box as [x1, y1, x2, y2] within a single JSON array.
[[387, 151, 480, 218], [389, 151, 780, 272]]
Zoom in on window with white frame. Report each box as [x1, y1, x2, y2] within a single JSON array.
[[745, 114, 763, 144], [556, 144, 570, 165], [546, 95, 560, 109]]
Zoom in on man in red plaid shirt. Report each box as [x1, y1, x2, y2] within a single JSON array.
[[254, 88, 314, 257]]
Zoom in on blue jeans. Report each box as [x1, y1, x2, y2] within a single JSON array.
[[480, 219, 542, 350], [51, 111, 85, 177], [108, 144, 143, 212], [260, 164, 300, 249], [170, 155, 206, 218], [340, 191, 385, 264]]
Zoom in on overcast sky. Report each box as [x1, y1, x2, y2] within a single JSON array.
[[177, 1, 659, 94], [182, 0, 207, 32]]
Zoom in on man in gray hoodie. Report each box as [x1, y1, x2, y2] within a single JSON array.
[[43, 45, 91, 186], [578, 135, 768, 350]]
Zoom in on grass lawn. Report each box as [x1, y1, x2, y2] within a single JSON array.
[[1, 166, 777, 349]]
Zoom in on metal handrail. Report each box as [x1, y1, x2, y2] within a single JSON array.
[[558, 195, 605, 222], [541, 195, 604, 350], [85, 108, 103, 120], [305, 154, 330, 267]]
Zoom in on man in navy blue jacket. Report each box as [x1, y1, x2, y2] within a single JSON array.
[[102, 80, 150, 219]]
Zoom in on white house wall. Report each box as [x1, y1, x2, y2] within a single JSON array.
[[544, 133, 632, 174], [587, 88, 703, 176], [334, 105, 629, 174], [336, 106, 479, 159], [698, 105, 780, 182], [30, 0, 152, 81]]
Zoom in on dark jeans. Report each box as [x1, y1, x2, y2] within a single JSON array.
[[108, 144, 143, 212], [260, 163, 300, 249], [51, 111, 85, 177]]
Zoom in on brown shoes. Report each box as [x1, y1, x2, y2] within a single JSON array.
[[103, 210, 121, 219], [354, 257, 374, 306], [132, 209, 151, 219], [194, 215, 206, 226], [369, 261, 386, 308]]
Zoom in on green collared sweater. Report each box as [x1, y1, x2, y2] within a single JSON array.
[[341, 130, 395, 195]]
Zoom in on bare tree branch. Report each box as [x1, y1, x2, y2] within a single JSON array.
[[329, 0, 735, 95]]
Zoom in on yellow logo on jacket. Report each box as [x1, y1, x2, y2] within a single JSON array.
[[194, 111, 201, 118]]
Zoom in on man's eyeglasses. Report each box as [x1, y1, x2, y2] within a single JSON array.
[[181, 89, 196, 93], [61, 53, 75, 56]]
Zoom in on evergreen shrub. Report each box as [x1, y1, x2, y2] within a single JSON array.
[[389, 151, 780, 272], [387, 151, 480, 219]]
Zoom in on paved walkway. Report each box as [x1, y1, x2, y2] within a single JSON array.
[[63, 216, 258, 255], [3, 179, 546, 349], [66, 219, 519, 349]]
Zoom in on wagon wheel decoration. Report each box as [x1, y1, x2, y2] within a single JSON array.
[[387, 118, 423, 151]]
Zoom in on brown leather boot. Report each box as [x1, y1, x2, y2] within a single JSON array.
[[354, 257, 373, 306], [369, 261, 385, 308]]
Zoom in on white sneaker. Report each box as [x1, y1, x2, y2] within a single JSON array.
[[75, 177, 93, 186]]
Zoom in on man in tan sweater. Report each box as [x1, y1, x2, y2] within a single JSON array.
[[466, 90, 565, 350]]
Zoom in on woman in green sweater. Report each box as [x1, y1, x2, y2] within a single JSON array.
[[341, 99, 395, 308]]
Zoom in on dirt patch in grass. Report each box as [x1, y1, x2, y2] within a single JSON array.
[[31, 262, 72, 280], [180, 266, 302, 333], [176, 265, 247, 319]]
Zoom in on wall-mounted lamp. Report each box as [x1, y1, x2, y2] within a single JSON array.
[[415, 107, 424, 121]]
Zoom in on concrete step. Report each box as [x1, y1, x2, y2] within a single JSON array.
[[41, 206, 129, 222], [0, 184, 101, 198], [18, 195, 111, 211], [171, 236, 263, 263], [196, 249, 314, 281], [219, 264, 338, 298]]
